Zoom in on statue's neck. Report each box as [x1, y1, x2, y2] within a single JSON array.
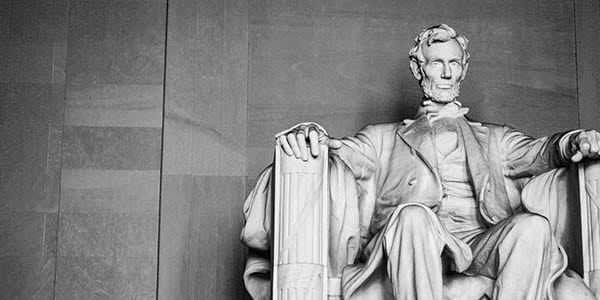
[[417, 99, 462, 116]]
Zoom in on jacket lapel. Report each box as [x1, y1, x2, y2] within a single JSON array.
[[396, 116, 437, 170], [458, 119, 512, 223], [457, 119, 490, 200]]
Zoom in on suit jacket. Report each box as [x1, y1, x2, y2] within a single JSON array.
[[332, 116, 568, 246]]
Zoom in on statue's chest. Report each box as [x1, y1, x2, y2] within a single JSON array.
[[375, 140, 443, 210], [432, 118, 459, 157]]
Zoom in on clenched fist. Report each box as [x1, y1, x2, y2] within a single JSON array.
[[568, 130, 600, 163]]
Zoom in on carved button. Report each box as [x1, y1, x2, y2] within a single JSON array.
[[408, 178, 417, 186]]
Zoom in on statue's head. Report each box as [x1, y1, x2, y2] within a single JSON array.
[[409, 24, 470, 103]]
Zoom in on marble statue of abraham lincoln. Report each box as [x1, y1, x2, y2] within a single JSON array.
[[242, 24, 600, 300]]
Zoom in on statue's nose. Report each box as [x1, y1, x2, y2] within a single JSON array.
[[441, 64, 452, 79]]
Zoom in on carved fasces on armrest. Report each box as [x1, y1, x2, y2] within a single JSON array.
[[579, 161, 600, 296], [579, 160, 600, 296], [272, 137, 329, 300]]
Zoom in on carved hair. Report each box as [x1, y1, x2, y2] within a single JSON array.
[[409, 24, 470, 66]]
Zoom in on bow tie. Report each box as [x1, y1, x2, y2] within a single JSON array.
[[416, 100, 470, 123]]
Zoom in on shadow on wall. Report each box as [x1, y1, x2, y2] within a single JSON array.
[[356, 60, 424, 126]]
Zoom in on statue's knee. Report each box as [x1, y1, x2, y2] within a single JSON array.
[[395, 205, 431, 228], [384, 205, 437, 252], [511, 213, 552, 241]]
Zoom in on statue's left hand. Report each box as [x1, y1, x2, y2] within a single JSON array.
[[569, 130, 600, 163]]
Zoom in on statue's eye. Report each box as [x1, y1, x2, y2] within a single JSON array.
[[450, 61, 460, 67], [431, 61, 441, 66]]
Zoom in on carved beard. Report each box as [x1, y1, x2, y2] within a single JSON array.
[[420, 77, 461, 103]]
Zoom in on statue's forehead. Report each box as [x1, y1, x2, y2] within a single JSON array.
[[422, 40, 464, 60]]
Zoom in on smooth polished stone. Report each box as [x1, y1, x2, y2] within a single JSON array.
[[0, 83, 65, 124], [58, 212, 158, 258], [0, 119, 62, 212], [0, 1, 10, 42], [60, 169, 159, 214], [0, 256, 55, 300], [158, 175, 192, 258], [52, 43, 67, 83], [186, 176, 246, 298], [66, 0, 166, 85], [44, 213, 58, 258], [157, 256, 191, 300], [47, 124, 63, 170], [163, 0, 247, 176], [0, 168, 60, 213], [10, 0, 69, 43], [0, 212, 47, 257], [61, 126, 162, 170], [65, 84, 163, 128], [0, 41, 55, 83], [161, 118, 193, 175], [55, 257, 156, 300], [575, 0, 600, 131], [191, 124, 246, 176], [157, 175, 194, 298]]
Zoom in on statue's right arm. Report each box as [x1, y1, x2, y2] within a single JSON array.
[[278, 122, 378, 181]]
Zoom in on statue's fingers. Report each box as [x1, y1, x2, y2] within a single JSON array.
[[287, 133, 302, 159], [571, 150, 584, 163], [301, 125, 311, 137], [297, 132, 308, 161], [280, 136, 294, 156], [578, 133, 591, 156], [308, 129, 320, 157], [589, 132, 600, 156], [591, 131, 600, 152]]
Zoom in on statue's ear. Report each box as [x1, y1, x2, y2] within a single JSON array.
[[409, 60, 422, 81], [460, 61, 469, 81]]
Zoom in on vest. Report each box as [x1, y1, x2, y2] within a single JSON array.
[[432, 118, 487, 242]]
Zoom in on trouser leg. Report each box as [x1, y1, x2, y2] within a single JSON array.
[[382, 205, 450, 300], [468, 213, 554, 300]]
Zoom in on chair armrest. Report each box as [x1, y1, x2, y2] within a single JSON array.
[[272, 138, 329, 300], [578, 160, 600, 297]]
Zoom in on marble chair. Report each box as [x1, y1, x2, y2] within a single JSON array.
[[270, 138, 600, 300]]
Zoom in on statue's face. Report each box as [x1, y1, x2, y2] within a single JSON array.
[[419, 39, 465, 103]]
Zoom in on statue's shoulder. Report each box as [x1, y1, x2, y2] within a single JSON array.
[[358, 122, 401, 137], [465, 118, 504, 131], [465, 118, 513, 142]]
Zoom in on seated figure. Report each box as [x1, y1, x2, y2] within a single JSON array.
[[241, 24, 600, 300]]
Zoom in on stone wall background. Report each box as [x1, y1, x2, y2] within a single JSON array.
[[0, 0, 598, 299], [1, 0, 166, 298]]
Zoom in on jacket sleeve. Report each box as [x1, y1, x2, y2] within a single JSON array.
[[330, 124, 380, 182], [498, 125, 572, 178]]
